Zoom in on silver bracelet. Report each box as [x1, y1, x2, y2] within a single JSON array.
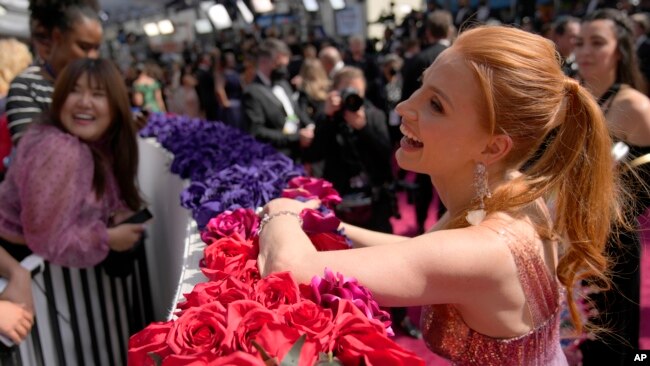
[[257, 211, 302, 235]]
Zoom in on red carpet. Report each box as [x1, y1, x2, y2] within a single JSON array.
[[389, 190, 650, 365]]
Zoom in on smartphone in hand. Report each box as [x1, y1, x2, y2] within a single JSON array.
[[120, 208, 153, 225]]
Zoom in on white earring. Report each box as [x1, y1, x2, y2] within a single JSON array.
[[466, 162, 491, 226]]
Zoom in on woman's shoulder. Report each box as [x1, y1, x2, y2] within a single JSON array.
[[20, 125, 90, 157], [610, 86, 650, 143], [614, 85, 650, 113]]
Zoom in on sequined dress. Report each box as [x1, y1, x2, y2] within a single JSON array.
[[421, 227, 568, 366]]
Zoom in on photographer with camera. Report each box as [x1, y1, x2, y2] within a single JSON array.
[[304, 67, 395, 233]]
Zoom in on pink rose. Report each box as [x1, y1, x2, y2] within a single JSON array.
[[201, 208, 260, 244], [167, 302, 230, 356], [282, 177, 342, 208], [300, 269, 393, 335], [253, 272, 301, 310], [128, 321, 173, 366], [300, 209, 341, 233]]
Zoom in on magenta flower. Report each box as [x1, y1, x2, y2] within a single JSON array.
[[282, 177, 342, 209], [201, 208, 260, 244], [300, 268, 393, 336]]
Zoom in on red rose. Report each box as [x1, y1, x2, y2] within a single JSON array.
[[253, 323, 319, 366], [278, 300, 334, 349], [283, 177, 342, 208], [253, 272, 300, 310], [300, 209, 341, 234], [307, 232, 350, 251], [236, 259, 261, 285], [201, 208, 260, 244], [201, 235, 257, 281], [128, 321, 173, 366], [161, 352, 217, 365], [208, 351, 266, 365], [167, 302, 231, 356], [176, 277, 251, 315], [328, 300, 424, 366], [224, 300, 281, 353], [204, 235, 256, 264]]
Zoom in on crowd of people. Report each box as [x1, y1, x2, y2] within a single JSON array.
[[0, 0, 647, 365]]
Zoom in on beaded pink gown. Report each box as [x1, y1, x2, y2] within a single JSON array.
[[421, 227, 569, 366]]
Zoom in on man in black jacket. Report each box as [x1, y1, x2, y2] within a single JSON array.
[[242, 39, 313, 160], [304, 67, 394, 233]]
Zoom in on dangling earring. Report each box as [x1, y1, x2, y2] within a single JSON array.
[[466, 162, 491, 226]]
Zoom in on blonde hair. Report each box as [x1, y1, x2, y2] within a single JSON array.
[[450, 26, 623, 333], [299, 58, 330, 102], [0, 39, 33, 96]]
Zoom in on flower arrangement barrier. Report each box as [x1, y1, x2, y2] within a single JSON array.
[[131, 115, 425, 365]]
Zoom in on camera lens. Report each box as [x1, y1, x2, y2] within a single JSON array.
[[340, 87, 364, 112]]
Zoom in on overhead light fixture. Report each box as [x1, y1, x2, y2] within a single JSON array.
[[195, 19, 212, 34], [251, 0, 274, 13], [0, 0, 27, 10], [0, 5, 6, 16], [158, 19, 174, 34], [200, 0, 215, 12], [143, 22, 160, 37], [302, 0, 318, 12], [208, 4, 232, 30], [236, 0, 254, 24], [329, 0, 345, 10]]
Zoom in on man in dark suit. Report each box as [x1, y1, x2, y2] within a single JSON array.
[[195, 53, 219, 121], [242, 39, 314, 160]]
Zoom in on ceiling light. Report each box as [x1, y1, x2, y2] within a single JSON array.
[[195, 19, 212, 34], [329, 0, 345, 10], [158, 19, 174, 35], [251, 0, 274, 13], [236, 0, 254, 24], [208, 4, 232, 30], [0, 5, 6, 16], [0, 0, 27, 10], [302, 0, 318, 12], [143, 22, 159, 37]]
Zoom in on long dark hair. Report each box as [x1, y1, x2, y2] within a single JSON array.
[[47, 58, 142, 210], [583, 9, 647, 93]]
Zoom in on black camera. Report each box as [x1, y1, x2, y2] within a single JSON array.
[[340, 87, 364, 112]]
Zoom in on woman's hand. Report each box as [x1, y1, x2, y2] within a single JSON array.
[[107, 224, 145, 252], [0, 301, 34, 344], [0, 266, 33, 315], [110, 209, 135, 226], [262, 197, 321, 217]]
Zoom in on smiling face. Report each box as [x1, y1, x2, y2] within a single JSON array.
[[60, 72, 112, 142], [574, 19, 620, 82], [394, 48, 491, 176]]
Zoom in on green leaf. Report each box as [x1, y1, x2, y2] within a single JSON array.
[[252, 340, 274, 361], [279, 334, 307, 366], [147, 352, 163, 366], [315, 352, 343, 365]]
